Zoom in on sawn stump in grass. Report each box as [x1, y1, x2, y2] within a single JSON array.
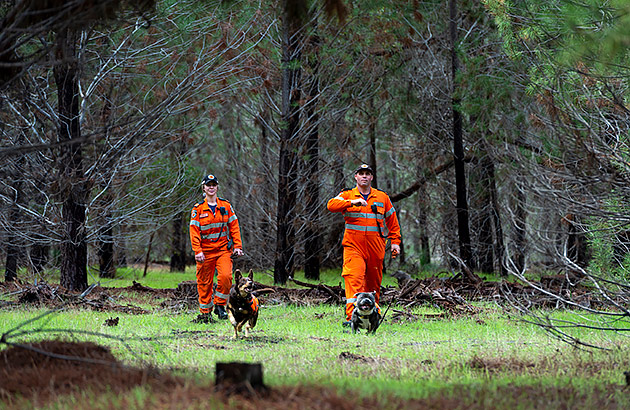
[[215, 362, 266, 395]]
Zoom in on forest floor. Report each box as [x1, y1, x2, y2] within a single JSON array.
[[2, 338, 624, 409], [0, 273, 622, 409]]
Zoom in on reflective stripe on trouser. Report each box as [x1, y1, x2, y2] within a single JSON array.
[[196, 251, 233, 313], [341, 240, 384, 321]]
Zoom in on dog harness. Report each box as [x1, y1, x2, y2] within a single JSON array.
[[249, 296, 259, 314]]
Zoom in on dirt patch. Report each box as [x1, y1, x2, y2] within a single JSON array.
[[338, 351, 377, 363], [0, 340, 427, 408], [468, 355, 538, 375], [0, 340, 626, 409], [0, 340, 181, 406]]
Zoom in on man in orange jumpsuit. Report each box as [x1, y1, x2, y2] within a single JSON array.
[[327, 164, 401, 325], [189, 174, 243, 323]]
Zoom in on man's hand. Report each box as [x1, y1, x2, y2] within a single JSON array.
[[233, 248, 244, 257], [350, 198, 368, 207], [195, 252, 205, 262], [391, 244, 401, 258]]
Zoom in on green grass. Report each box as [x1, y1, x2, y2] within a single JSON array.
[[2, 268, 630, 408], [2, 302, 629, 394], [87, 265, 195, 289]]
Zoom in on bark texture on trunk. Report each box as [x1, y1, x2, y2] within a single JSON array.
[[55, 27, 88, 291], [303, 31, 321, 280], [274, 1, 304, 284], [450, 0, 474, 271]]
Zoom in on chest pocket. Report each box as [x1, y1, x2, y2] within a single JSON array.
[[370, 202, 387, 238], [370, 202, 385, 216]]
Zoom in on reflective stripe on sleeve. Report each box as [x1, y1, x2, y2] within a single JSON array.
[[190, 220, 200, 227], [382, 223, 390, 236], [385, 207, 396, 217], [228, 215, 238, 223], [346, 298, 356, 305]]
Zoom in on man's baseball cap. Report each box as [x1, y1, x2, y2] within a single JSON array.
[[201, 174, 219, 185], [355, 164, 374, 174]]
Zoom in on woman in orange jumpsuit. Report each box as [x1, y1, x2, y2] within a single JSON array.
[[189, 174, 243, 322], [327, 164, 401, 325]]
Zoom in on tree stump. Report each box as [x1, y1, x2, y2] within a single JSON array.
[[175, 281, 198, 309], [215, 362, 266, 395], [175, 280, 197, 297]]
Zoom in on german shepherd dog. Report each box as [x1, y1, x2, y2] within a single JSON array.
[[351, 292, 381, 334], [227, 269, 259, 339]]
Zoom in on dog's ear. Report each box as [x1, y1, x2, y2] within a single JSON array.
[[235, 269, 242, 281], [248, 269, 254, 280]]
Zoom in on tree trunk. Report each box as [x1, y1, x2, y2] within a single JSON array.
[[303, 31, 321, 281], [441, 173, 459, 269], [416, 178, 431, 266], [274, 2, 303, 284], [170, 211, 186, 272], [59, 190, 88, 291], [449, 0, 474, 271], [471, 155, 495, 274], [143, 232, 154, 278], [55, 27, 88, 292]]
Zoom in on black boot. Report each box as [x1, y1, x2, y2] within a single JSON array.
[[192, 312, 213, 324], [214, 305, 228, 320]]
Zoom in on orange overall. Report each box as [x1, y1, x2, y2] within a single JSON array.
[[327, 187, 401, 320], [189, 197, 242, 314]]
